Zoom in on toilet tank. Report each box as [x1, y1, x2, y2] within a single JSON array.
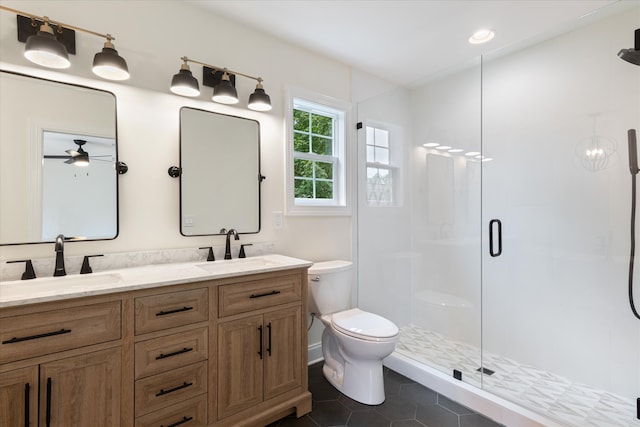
[[307, 260, 352, 315]]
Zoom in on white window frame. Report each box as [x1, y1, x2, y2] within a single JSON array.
[[285, 87, 351, 216], [364, 122, 401, 208]]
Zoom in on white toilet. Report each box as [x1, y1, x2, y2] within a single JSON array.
[[308, 260, 399, 405]]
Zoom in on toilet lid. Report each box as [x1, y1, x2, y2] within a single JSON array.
[[331, 308, 399, 340]]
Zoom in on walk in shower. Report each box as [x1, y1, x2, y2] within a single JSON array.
[[357, 3, 639, 426]]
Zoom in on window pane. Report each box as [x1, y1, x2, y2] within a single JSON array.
[[316, 180, 333, 199], [366, 126, 374, 143], [294, 159, 313, 178], [312, 136, 333, 155], [311, 113, 332, 137], [294, 132, 309, 153], [367, 167, 392, 206], [295, 179, 313, 198], [315, 161, 333, 179], [375, 147, 389, 164], [366, 145, 375, 162], [374, 128, 389, 148], [293, 109, 309, 132]]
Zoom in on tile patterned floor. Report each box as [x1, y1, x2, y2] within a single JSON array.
[[268, 362, 504, 427], [397, 325, 638, 427]]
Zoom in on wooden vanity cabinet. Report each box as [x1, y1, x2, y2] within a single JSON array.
[[1, 265, 311, 427], [0, 299, 123, 427], [215, 271, 310, 426]]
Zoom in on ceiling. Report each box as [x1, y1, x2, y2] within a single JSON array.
[[187, 0, 621, 86]]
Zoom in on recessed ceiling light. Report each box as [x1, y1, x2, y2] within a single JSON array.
[[469, 29, 495, 44], [423, 142, 440, 148], [448, 148, 464, 153], [465, 151, 481, 157]]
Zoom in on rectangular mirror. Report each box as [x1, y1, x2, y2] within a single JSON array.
[[180, 107, 261, 235], [0, 70, 119, 245]]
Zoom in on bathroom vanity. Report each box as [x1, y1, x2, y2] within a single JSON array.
[[0, 255, 312, 427]]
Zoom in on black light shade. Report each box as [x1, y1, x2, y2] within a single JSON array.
[[92, 42, 129, 80], [171, 67, 200, 97], [212, 73, 239, 104], [248, 85, 272, 111], [24, 22, 70, 69], [618, 28, 640, 66]]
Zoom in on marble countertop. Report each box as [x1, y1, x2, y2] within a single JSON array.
[[0, 254, 313, 308]]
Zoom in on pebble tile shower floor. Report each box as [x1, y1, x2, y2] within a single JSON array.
[[268, 362, 503, 427]]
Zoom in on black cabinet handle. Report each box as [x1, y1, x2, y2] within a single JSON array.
[[46, 378, 52, 427], [156, 306, 193, 316], [267, 322, 272, 357], [489, 219, 503, 257], [156, 347, 193, 360], [162, 416, 194, 427], [2, 328, 71, 344], [249, 290, 281, 299], [258, 325, 263, 359], [24, 383, 30, 427], [155, 382, 193, 397]]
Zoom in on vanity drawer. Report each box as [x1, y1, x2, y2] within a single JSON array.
[[135, 394, 207, 427], [218, 274, 302, 317], [0, 301, 121, 364], [135, 361, 207, 417], [135, 327, 208, 379], [135, 288, 208, 335]]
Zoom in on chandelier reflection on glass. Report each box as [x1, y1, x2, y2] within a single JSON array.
[[575, 116, 616, 172]]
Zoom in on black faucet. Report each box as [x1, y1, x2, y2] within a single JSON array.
[[220, 228, 239, 260], [54, 234, 66, 276]]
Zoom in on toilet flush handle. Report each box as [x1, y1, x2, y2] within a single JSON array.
[[310, 276, 320, 282]]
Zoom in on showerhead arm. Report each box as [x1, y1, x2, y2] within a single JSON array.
[[629, 129, 639, 175]]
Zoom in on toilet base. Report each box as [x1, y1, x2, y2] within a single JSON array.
[[321, 328, 388, 405], [323, 359, 386, 405]]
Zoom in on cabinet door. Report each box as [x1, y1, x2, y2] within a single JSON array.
[[217, 315, 263, 420], [263, 306, 302, 400], [40, 347, 121, 427], [0, 366, 38, 427]]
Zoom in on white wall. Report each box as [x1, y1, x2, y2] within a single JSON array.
[[0, 1, 353, 267]]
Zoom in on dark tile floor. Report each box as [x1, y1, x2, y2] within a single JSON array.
[[268, 362, 504, 427]]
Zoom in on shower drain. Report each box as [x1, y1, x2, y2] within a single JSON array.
[[476, 367, 495, 376]]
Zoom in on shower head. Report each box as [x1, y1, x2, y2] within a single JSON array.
[[618, 29, 640, 66]]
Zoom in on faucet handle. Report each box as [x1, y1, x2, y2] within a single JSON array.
[[7, 259, 36, 280], [81, 254, 104, 274], [238, 244, 253, 259], [199, 246, 215, 262]]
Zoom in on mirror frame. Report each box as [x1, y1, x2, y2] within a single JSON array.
[[178, 107, 262, 237], [0, 69, 120, 246]]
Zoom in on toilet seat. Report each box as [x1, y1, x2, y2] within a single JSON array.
[[331, 308, 399, 342]]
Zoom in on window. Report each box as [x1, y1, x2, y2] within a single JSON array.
[[365, 125, 397, 206], [286, 91, 350, 215]]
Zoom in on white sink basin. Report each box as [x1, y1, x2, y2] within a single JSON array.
[[0, 273, 123, 302], [195, 255, 285, 274]]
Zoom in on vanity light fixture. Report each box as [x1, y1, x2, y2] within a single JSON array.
[[0, 5, 129, 81], [170, 56, 272, 111]]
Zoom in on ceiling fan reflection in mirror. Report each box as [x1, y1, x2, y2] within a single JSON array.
[[44, 138, 113, 167]]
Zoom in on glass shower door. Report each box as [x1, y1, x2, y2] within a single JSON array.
[[481, 4, 640, 426]]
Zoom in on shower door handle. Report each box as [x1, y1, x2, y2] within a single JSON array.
[[489, 219, 502, 257]]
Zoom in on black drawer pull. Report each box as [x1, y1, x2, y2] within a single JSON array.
[[2, 328, 71, 344], [163, 416, 193, 427], [156, 306, 193, 316], [249, 290, 281, 299], [156, 381, 193, 397], [156, 347, 193, 360]]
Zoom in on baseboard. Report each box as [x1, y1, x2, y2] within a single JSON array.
[[307, 342, 323, 365]]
